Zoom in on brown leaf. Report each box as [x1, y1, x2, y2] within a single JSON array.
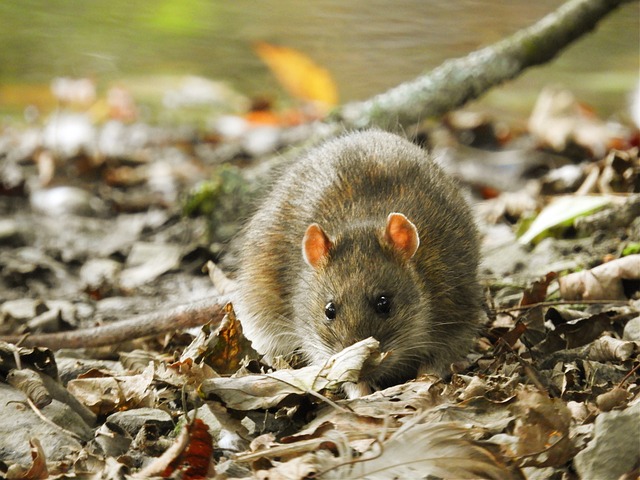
[[254, 42, 338, 111], [513, 389, 574, 467], [554, 312, 610, 349], [200, 338, 386, 410], [5, 369, 52, 408], [206, 303, 257, 374], [135, 419, 214, 479], [596, 386, 629, 412], [559, 255, 640, 300], [519, 272, 558, 307], [495, 320, 527, 353], [7, 438, 48, 480], [588, 335, 636, 362], [67, 363, 155, 415]]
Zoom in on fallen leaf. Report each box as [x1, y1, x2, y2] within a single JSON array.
[[588, 335, 636, 362], [135, 419, 214, 479], [528, 87, 630, 157], [321, 418, 516, 479], [6, 369, 52, 408], [595, 386, 629, 412], [67, 363, 155, 415], [205, 303, 258, 374], [519, 272, 558, 307], [200, 338, 385, 410], [254, 42, 338, 111], [559, 254, 640, 300], [518, 195, 612, 244], [6, 438, 48, 480], [513, 389, 574, 467], [119, 242, 183, 290]]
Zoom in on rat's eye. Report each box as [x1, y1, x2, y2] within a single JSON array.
[[324, 302, 337, 320], [374, 296, 392, 315]]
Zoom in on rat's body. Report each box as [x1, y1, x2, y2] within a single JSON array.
[[235, 130, 480, 390]]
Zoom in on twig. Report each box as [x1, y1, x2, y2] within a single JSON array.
[[495, 299, 630, 314], [26, 397, 84, 442], [0, 298, 224, 350], [334, 0, 633, 128], [618, 363, 640, 389]]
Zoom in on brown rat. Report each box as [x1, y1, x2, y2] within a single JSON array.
[[234, 130, 480, 391]]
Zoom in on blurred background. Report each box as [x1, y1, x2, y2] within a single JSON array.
[[0, 0, 638, 120]]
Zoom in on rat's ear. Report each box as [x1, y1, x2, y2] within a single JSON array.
[[303, 223, 333, 268], [384, 212, 420, 260]]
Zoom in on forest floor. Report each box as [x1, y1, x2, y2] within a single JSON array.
[[0, 80, 639, 479]]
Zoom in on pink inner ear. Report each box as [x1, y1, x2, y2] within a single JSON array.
[[385, 213, 420, 259], [303, 223, 332, 268]]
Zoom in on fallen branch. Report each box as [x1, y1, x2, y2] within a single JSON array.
[[0, 298, 224, 350], [334, 0, 633, 129]]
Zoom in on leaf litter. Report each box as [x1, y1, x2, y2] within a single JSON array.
[[0, 76, 638, 479]]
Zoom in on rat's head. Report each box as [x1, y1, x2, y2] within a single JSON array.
[[294, 213, 431, 387]]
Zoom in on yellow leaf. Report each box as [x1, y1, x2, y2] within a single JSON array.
[[254, 42, 338, 110]]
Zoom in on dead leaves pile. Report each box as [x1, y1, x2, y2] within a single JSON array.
[[2, 278, 639, 480], [0, 82, 639, 478]]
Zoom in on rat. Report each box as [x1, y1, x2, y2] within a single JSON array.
[[234, 130, 481, 394]]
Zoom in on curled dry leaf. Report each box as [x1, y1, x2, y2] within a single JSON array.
[[5, 369, 52, 408], [588, 335, 636, 362], [206, 303, 259, 374], [559, 254, 640, 300], [6, 438, 48, 480], [0, 342, 58, 379], [200, 337, 385, 410]]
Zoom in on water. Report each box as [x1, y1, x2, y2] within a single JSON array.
[[0, 0, 638, 118]]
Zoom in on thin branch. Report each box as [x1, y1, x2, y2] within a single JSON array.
[[333, 0, 633, 129], [0, 298, 224, 350]]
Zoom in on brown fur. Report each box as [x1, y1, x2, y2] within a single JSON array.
[[234, 130, 480, 389]]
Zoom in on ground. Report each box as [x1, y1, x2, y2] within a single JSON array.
[[0, 84, 638, 479]]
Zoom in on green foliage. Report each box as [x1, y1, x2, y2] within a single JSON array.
[[622, 242, 640, 256], [183, 164, 255, 242]]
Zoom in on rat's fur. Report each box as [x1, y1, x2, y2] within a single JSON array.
[[235, 130, 480, 389]]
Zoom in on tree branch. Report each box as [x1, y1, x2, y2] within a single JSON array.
[[0, 299, 224, 350], [334, 0, 633, 129]]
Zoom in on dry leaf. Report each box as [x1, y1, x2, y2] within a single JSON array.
[[6, 438, 48, 480], [513, 389, 574, 467], [528, 87, 629, 157], [254, 42, 338, 110], [321, 419, 516, 480], [519, 272, 558, 307], [596, 386, 629, 412], [135, 419, 214, 479], [206, 303, 257, 374], [588, 335, 636, 362], [559, 255, 640, 300], [200, 337, 385, 410], [67, 363, 155, 415], [6, 369, 52, 408]]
